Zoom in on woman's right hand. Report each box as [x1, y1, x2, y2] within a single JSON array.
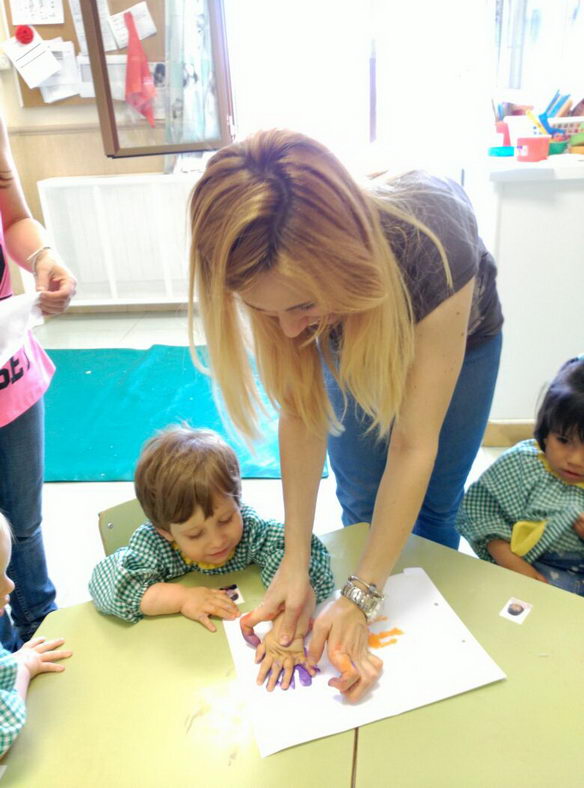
[[240, 558, 316, 647]]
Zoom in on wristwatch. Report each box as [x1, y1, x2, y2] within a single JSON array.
[[341, 575, 384, 622]]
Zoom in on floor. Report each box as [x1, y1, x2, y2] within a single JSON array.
[[33, 311, 503, 609]]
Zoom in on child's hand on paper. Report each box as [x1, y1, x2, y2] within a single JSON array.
[[181, 586, 240, 632], [254, 610, 316, 691], [573, 513, 584, 540]]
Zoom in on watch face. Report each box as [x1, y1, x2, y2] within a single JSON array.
[[364, 596, 383, 621], [342, 581, 383, 621]]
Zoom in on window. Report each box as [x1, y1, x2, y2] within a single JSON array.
[[496, 0, 583, 107], [84, 0, 498, 169]]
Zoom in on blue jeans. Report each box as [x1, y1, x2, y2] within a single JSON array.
[[532, 552, 584, 596], [0, 398, 57, 651], [325, 332, 502, 549]]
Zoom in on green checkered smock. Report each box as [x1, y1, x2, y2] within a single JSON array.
[[89, 504, 335, 622], [457, 440, 584, 564], [0, 649, 26, 757]]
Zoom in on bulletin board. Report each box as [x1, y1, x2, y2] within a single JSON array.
[[2, 0, 164, 108]]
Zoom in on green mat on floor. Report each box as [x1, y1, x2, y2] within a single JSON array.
[[44, 345, 304, 482]]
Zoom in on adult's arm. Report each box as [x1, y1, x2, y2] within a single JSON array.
[[308, 277, 475, 701], [240, 410, 327, 646], [0, 115, 76, 314]]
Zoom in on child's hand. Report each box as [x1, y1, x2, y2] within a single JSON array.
[[14, 636, 72, 679], [254, 611, 316, 691], [573, 513, 584, 540], [180, 587, 240, 632]]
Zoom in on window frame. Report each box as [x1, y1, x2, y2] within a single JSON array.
[[80, 0, 235, 158]]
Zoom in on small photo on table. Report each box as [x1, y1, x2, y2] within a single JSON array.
[[499, 596, 532, 624], [220, 583, 245, 605]]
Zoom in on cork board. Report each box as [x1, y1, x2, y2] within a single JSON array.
[[2, 0, 164, 108]]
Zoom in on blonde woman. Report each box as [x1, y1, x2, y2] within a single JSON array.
[[188, 129, 503, 701]]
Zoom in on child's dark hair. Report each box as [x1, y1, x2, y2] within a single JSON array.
[[134, 426, 241, 531], [534, 356, 584, 450]]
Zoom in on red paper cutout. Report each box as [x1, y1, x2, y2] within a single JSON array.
[[124, 12, 155, 127]]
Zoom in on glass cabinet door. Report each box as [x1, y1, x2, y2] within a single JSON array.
[[80, 0, 233, 157]]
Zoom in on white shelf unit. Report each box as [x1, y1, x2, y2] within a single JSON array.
[[37, 173, 199, 308], [467, 153, 584, 421]]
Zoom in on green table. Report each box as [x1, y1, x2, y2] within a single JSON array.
[[2, 525, 582, 787]]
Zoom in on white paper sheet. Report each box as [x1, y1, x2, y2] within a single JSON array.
[[9, 0, 63, 25], [224, 568, 506, 757], [77, 53, 126, 99], [0, 292, 43, 368], [40, 39, 80, 102], [68, 0, 116, 55], [108, 1, 156, 50], [2, 28, 61, 88]]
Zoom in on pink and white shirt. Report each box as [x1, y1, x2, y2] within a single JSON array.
[[0, 221, 54, 428]]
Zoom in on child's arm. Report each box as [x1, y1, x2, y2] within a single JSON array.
[[140, 583, 239, 632], [486, 540, 548, 583], [0, 637, 71, 758], [456, 446, 533, 561], [89, 524, 189, 623]]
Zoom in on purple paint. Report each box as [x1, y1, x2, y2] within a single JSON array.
[[295, 665, 313, 686], [242, 630, 260, 648]]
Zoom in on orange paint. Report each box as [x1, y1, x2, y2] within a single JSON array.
[[368, 627, 404, 649]]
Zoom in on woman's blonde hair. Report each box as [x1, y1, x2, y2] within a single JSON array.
[[188, 129, 450, 440]]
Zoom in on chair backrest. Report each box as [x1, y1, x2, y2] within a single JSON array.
[[98, 498, 147, 556]]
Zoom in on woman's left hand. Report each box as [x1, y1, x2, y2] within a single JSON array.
[[34, 252, 77, 315], [307, 596, 382, 702]]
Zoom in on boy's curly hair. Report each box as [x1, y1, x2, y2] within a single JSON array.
[[134, 426, 241, 531]]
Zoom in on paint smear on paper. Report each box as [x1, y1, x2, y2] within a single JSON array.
[[368, 626, 404, 649]]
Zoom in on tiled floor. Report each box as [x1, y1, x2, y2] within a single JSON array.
[[33, 311, 502, 608]]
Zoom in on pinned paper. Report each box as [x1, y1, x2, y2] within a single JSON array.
[[109, 1, 156, 50], [9, 0, 64, 25], [224, 568, 506, 757], [68, 0, 117, 55], [0, 293, 43, 369], [40, 40, 80, 102], [77, 54, 126, 100], [2, 27, 60, 88]]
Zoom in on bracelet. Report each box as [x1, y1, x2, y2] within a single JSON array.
[[26, 245, 53, 275], [341, 576, 385, 622], [348, 575, 383, 598]]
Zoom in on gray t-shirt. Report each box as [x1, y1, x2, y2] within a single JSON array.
[[376, 172, 503, 347]]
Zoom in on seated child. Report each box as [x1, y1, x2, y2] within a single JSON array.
[[0, 513, 71, 757], [457, 356, 584, 595], [89, 426, 335, 689]]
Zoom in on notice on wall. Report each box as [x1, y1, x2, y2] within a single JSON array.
[[108, 1, 157, 50], [2, 27, 61, 88], [9, 0, 64, 25], [40, 39, 80, 102]]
